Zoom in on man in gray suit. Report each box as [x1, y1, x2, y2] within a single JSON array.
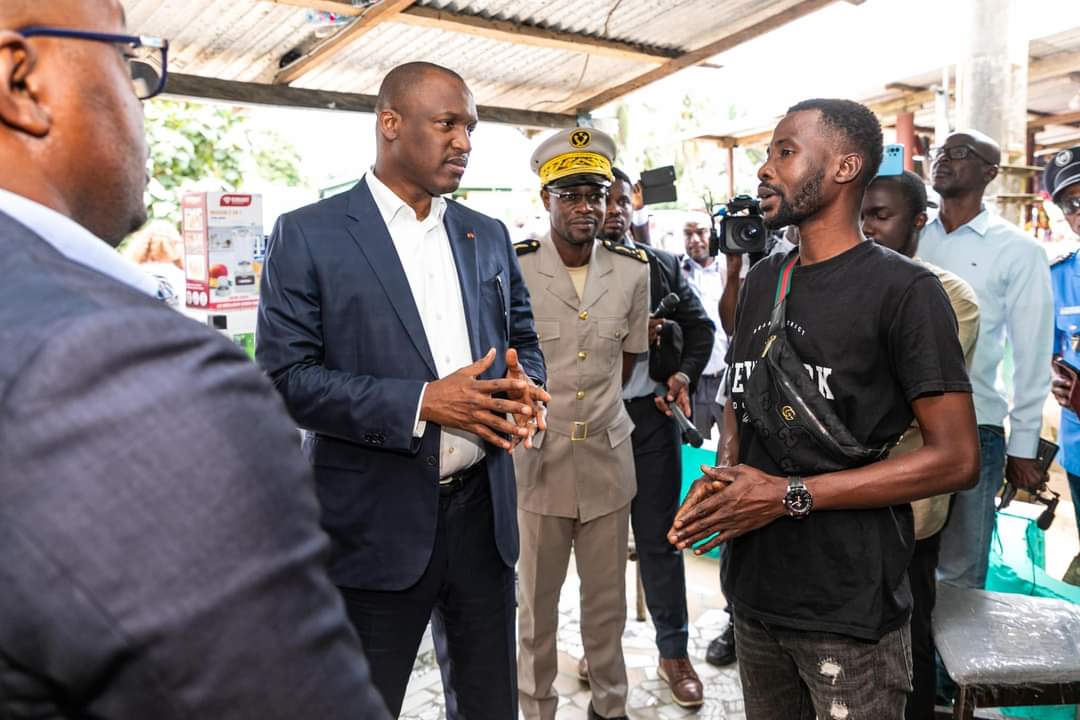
[[0, 2, 389, 717]]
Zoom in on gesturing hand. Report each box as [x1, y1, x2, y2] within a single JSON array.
[[421, 348, 534, 451], [505, 347, 551, 450], [667, 464, 787, 554], [1051, 362, 1074, 408]]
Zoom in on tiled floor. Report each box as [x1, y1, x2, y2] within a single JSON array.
[[397, 454, 1080, 720], [400, 553, 745, 719]]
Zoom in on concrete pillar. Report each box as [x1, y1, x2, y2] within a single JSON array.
[[726, 145, 735, 200], [954, 0, 1029, 222], [896, 112, 917, 173]]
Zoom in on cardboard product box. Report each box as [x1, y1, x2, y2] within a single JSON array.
[[182, 192, 264, 310]]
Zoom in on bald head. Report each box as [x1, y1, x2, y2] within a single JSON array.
[[375, 62, 467, 114], [932, 128, 1001, 199], [0, 0, 121, 27], [947, 129, 1001, 166], [0, 0, 148, 245]]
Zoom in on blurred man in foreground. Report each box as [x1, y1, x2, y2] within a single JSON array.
[[0, 1, 388, 717]]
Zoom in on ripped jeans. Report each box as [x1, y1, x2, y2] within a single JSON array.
[[734, 612, 912, 720]]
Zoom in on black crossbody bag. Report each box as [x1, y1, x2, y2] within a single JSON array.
[[742, 254, 894, 475]]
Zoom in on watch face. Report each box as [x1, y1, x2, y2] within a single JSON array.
[[785, 488, 813, 517]]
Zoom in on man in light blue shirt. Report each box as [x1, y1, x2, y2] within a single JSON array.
[[918, 129, 1053, 590]]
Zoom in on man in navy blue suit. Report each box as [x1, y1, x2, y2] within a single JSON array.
[[256, 62, 548, 717]]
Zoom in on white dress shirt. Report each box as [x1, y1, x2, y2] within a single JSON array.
[[366, 171, 483, 477], [0, 188, 160, 298], [681, 255, 731, 377], [918, 206, 1053, 458]]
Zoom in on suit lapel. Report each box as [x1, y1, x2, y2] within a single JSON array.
[[444, 204, 481, 360], [345, 179, 438, 377]]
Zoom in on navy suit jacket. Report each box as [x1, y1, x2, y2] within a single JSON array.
[[256, 179, 544, 591], [0, 211, 388, 718]]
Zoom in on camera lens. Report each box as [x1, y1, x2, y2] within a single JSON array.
[[736, 221, 761, 247]]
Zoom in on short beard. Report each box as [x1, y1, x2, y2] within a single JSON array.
[[765, 169, 826, 230]]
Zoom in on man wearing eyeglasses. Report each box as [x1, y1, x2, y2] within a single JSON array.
[[514, 128, 650, 720], [1044, 146, 1080, 587], [0, 1, 389, 718], [918, 130, 1054, 591]]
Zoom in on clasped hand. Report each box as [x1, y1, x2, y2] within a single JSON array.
[[666, 464, 788, 554], [420, 348, 551, 452]]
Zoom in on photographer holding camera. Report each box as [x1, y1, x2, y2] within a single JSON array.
[[597, 167, 715, 708], [668, 99, 979, 718]]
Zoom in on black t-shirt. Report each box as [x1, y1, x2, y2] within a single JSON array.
[[722, 241, 971, 640]]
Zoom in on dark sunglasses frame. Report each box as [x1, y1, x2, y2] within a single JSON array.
[[930, 144, 996, 166], [1059, 195, 1080, 215], [19, 26, 170, 100]]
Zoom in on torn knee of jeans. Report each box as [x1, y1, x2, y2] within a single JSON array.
[[818, 657, 842, 685], [828, 698, 850, 719]]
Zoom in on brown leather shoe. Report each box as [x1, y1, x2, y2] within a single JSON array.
[[658, 656, 704, 708], [577, 656, 589, 683]]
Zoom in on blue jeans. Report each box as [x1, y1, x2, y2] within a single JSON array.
[[937, 426, 1004, 589]]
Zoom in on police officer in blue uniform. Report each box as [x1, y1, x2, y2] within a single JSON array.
[[1046, 145, 1080, 586]]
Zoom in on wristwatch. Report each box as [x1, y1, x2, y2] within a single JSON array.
[[782, 476, 813, 519]]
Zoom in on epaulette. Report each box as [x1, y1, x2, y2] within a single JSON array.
[[601, 238, 648, 263], [514, 239, 540, 256], [1051, 249, 1077, 268]]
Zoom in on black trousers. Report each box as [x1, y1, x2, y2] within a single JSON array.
[[626, 395, 689, 658], [907, 530, 941, 720], [339, 468, 516, 718]]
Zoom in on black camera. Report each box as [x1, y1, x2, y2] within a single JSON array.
[[709, 194, 768, 255]]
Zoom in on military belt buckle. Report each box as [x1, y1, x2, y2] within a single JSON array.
[[571, 421, 589, 441]]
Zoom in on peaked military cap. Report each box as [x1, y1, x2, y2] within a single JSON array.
[[530, 127, 616, 189], [1044, 146, 1080, 203]]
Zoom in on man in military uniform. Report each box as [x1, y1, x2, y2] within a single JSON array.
[[514, 128, 650, 720], [1046, 146, 1080, 586]]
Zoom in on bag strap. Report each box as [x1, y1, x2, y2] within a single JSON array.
[[765, 253, 799, 338], [773, 253, 799, 307]]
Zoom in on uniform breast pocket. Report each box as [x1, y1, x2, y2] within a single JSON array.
[[535, 320, 560, 348], [596, 319, 628, 364], [1058, 310, 1080, 354]]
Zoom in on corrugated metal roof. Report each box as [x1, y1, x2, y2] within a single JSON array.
[[414, 0, 789, 52], [120, 0, 813, 115]]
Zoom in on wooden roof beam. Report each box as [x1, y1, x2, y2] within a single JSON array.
[[565, 0, 838, 114], [164, 73, 577, 128], [391, 6, 679, 65], [273, 0, 417, 85], [1028, 109, 1080, 131], [270, 1, 680, 64]]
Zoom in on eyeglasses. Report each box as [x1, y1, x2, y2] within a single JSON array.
[[20, 27, 169, 100], [547, 189, 609, 208], [1059, 196, 1080, 216], [930, 144, 996, 166]]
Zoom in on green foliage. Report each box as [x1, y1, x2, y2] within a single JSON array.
[[144, 100, 303, 223], [612, 92, 761, 213]]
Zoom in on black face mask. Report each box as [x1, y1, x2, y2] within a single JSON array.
[[742, 255, 895, 474]]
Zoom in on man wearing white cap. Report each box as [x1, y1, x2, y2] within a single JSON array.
[[513, 127, 650, 720]]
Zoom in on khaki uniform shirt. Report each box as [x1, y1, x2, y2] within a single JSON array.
[[513, 234, 650, 521], [895, 260, 980, 539]]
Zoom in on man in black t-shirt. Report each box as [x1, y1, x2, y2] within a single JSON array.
[[668, 99, 979, 719]]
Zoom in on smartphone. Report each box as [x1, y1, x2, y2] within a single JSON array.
[[878, 144, 904, 176], [1036, 437, 1060, 474], [639, 165, 677, 205]]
